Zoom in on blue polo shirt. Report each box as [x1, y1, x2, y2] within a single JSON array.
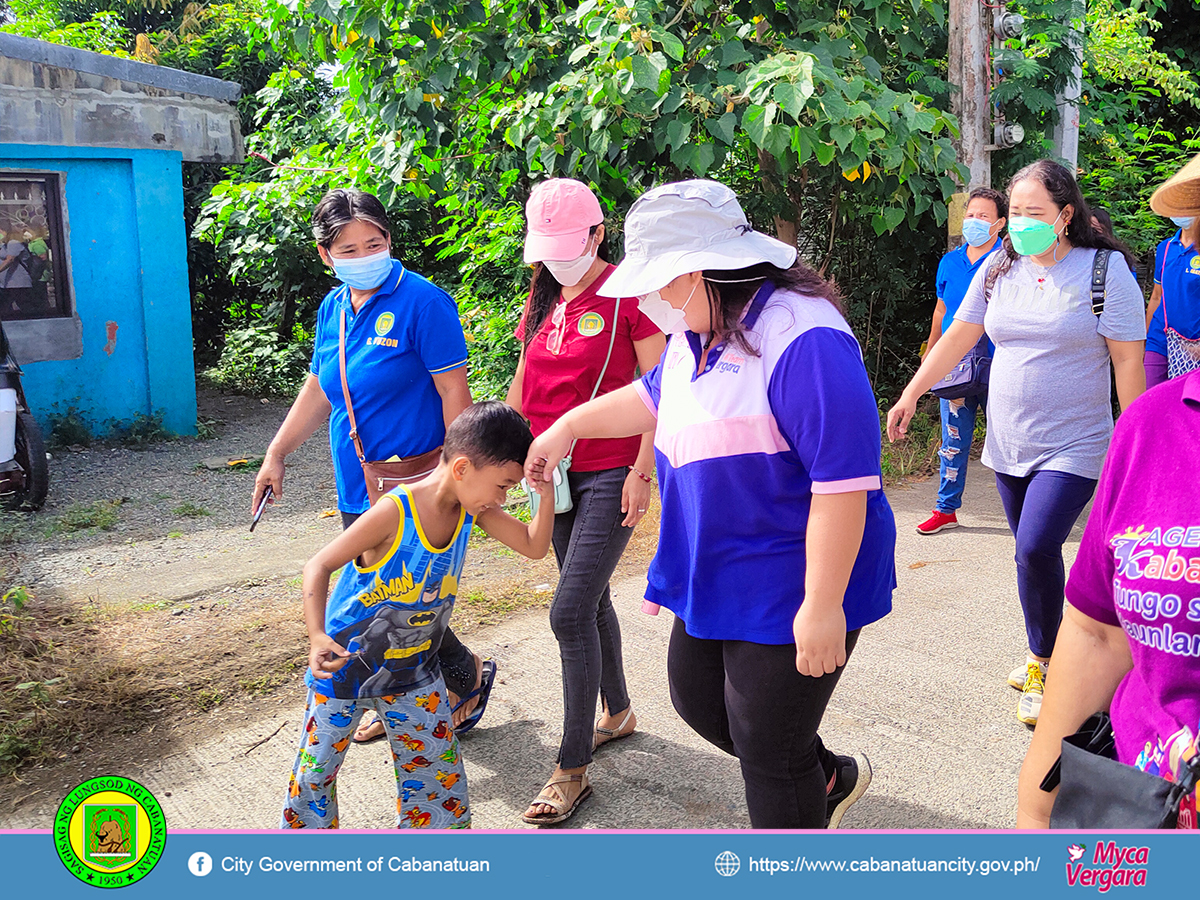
[[310, 260, 468, 513], [633, 285, 896, 644], [1149, 231, 1200, 356], [936, 243, 999, 356]]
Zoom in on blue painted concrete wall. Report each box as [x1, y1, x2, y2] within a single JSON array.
[[0, 144, 197, 436]]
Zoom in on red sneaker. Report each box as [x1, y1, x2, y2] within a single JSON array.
[[916, 510, 959, 535]]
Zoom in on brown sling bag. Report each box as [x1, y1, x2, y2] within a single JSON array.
[[339, 307, 443, 505]]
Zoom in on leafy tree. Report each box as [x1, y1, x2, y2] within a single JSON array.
[[258, 0, 968, 236]]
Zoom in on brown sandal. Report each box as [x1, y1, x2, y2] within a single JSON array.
[[521, 772, 592, 826]]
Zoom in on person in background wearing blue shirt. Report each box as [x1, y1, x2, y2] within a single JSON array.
[[525, 181, 897, 829], [252, 189, 490, 743], [916, 187, 1007, 535], [1143, 211, 1200, 387]]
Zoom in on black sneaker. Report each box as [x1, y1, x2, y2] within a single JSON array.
[[825, 753, 872, 829]]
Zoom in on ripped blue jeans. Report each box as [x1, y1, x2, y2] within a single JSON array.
[[936, 395, 983, 513]]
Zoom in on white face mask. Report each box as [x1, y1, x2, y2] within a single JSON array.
[[543, 244, 597, 287], [638, 281, 698, 334]]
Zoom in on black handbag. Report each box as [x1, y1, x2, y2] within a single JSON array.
[[931, 335, 991, 400], [1041, 712, 1200, 829]]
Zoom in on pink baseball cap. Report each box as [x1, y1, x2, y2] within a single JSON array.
[[523, 179, 604, 264]]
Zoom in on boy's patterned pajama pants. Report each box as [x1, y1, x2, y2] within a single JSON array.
[[281, 678, 470, 829]]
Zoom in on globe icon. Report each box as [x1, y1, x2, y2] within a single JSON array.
[[714, 850, 741, 877]]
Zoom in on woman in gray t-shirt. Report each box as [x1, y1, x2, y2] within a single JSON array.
[[886, 160, 1146, 727]]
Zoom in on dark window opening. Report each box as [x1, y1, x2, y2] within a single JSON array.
[[0, 173, 72, 321]]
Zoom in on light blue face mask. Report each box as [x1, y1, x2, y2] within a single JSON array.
[[1171, 216, 1196, 230], [331, 248, 393, 291], [961, 217, 997, 247]]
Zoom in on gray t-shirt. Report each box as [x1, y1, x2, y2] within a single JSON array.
[[955, 247, 1145, 480]]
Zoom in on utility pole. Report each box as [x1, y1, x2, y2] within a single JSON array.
[[1051, 13, 1083, 171], [948, 0, 993, 191]]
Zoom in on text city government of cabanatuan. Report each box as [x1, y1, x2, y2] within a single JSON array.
[[221, 855, 491, 874]]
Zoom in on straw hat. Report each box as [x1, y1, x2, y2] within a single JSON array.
[[1150, 151, 1200, 216]]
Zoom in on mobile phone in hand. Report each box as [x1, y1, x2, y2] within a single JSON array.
[[250, 486, 273, 532]]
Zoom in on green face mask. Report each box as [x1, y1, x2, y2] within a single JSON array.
[[1008, 213, 1064, 256]]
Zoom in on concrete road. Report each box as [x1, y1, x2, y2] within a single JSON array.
[[3, 462, 1085, 830]]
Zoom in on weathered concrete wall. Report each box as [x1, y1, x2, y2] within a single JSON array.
[[2, 144, 198, 437], [0, 35, 243, 163]]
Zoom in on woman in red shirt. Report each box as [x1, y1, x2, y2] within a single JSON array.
[[508, 179, 666, 825]]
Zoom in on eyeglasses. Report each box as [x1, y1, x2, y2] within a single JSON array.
[[546, 300, 568, 355]]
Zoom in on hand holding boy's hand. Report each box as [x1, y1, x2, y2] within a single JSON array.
[[309, 633, 351, 679], [526, 422, 573, 483], [527, 460, 556, 501]]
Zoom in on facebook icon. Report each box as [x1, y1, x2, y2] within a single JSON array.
[[188, 852, 213, 877]]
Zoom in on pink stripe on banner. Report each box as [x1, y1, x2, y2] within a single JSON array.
[[658, 415, 789, 468], [634, 380, 657, 416], [0, 826, 1168, 835], [811, 475, 881, 494]]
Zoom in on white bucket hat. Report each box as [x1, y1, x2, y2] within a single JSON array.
[[598, 180, 797, 298]]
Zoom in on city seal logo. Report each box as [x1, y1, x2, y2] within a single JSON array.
[[577, 312, 605, 337], [54, 776, 166, 888], [375, 312, 396, 336]]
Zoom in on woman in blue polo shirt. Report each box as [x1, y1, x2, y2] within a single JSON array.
[[251, 189, 487, 740], [916, 187, 1007, 535], [525, 180, 897, 829], [1143, 213, 1200, 387]]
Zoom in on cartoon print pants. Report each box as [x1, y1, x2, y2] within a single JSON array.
[[281, 679, 470, 829]]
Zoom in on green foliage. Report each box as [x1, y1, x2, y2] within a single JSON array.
[[47, 405, 93, 449], [172, 501, 210, 518], [1, 0, 131, 55], [55, 500, 123, 533], [195, 417, 220, 440], [439, 203, 528, 399], [203, 323, 313, 397], [879, 401, 941, 481], [108, 410, 172, 445], [0, 586, 30, 637], [259, 0, 966, 227], [1079, 125, 1200, 269]]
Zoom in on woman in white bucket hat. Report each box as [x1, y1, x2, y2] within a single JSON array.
[[525, 180, 897, 829]]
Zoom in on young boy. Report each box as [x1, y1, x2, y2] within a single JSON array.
[[282, 401, 553, 829]]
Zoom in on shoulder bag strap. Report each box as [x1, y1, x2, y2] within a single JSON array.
[[1091, 249, 1111, 317], [338, 298, 368, 464], [1157, 240, 1172, 331], [566, 295, 621, 462]]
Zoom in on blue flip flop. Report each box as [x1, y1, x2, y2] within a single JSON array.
[[451, 659, 496, 735]]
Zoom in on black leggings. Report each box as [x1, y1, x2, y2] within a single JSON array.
[[340, 510, 476, 698], [668, 618, 860, 828]]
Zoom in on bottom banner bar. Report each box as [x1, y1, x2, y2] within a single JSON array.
[[1, 829, 1192, 898]]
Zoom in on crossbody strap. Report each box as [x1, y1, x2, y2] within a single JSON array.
[[1090, 249, 1111, 317], [1157, 240, 1173, 331], [337, 297, 368, 464], [566, 295, 621, 462]]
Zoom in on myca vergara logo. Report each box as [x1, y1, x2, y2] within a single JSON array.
[[54, 776, 166, 888], [1065, 841, 1149, 892]]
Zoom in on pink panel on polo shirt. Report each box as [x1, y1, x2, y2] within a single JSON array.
[[656, 413, 791, 468]]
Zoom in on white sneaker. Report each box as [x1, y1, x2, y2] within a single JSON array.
[[1016, 661, 1046, 726], [1008, 658, 1047, 690]]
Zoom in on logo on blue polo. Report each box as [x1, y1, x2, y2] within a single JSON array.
[[375, 312, 395, 336]]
